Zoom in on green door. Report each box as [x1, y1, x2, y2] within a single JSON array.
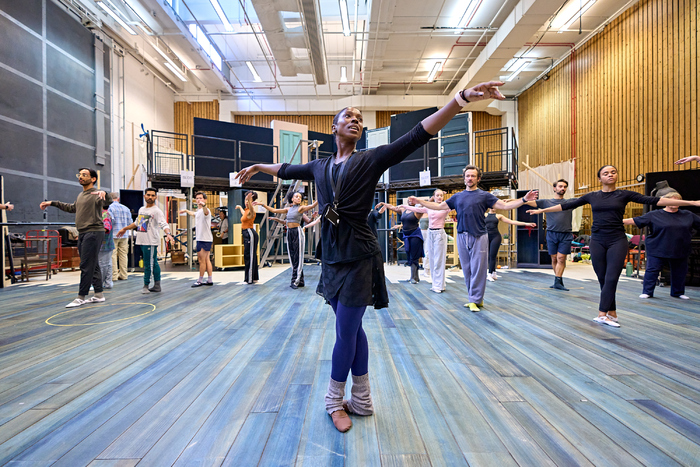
[[280, 130, 303, 164]]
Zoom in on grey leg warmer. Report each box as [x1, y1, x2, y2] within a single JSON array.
[[325, 378, 346, 415], [347, 373, 374, 415]]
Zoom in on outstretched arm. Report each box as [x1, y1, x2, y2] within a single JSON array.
[[657, 198, 700, 207], [236, 163, 284, 184], [496, 214, 536, 228], [304, 216, 322, 230], [622, 218, 636, 226], [299, 200, 318, 214], [377, 202, 404, 214], [675, 155, 700, 165], [235, 205, 245, 215], [527, 204, 562, 215], [492, 190, 538, 210], [179, 209, 196, 216], [254, 202, 288, 214], [408, 197, 450, 211], [421, 81, 505, 135]]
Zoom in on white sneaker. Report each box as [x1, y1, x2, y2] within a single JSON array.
[[431, 288, 443, 293], [89, 296, 106, 303], [487, 275, 495, 282], [594, 315, 620, 327], [65, 298, 88, 308], [639, 294, 650, 299], [677, 295, 690, 300], [493, 272, 500, 279]]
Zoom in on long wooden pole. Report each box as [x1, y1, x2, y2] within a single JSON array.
[[522, 161, 554, 186]]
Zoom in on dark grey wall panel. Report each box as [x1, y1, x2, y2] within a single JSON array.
[[0, 15, 42, 80], [0, 67, 42, 128], [104, 48, 110, 80], [46, 0, 93, 69], [103, 80, 110, 114], [47, 92, 93, 146], [2, 175, 47, 223], [48, 180, 85, 223], [0, 119, 43, 174], [47, 136, 93, 181], [104, 115, 111, 150], [0, 0, 42, 34], [47, 46, 94, 105]]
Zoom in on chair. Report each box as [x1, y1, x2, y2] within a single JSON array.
[[21, 230, 61, 281], [627, 234, 646, 269]]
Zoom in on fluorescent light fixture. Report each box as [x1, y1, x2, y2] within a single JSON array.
[[454, 0, 479, 34], [153, 44, 188, 81], [506, 60, 530, 81], [552, 0, 596, 30], [209, 0, 233, 32], [339, 0, 351, 36], [340, 66, 348, 82], [427, 61, 442, 83], [163, 62, 187, 81], [560, 0, 596, 31], [189, 24, 223, 70], [97, 1, 137, 35], [246, 61, 262, 82]]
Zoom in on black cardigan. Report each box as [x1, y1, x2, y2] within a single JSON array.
[[278, 122, 433, 264]]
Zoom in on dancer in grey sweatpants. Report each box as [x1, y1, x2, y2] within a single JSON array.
[[410, 165, 538, 312]]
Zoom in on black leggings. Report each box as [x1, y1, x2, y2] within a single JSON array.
[[488, 232, 501, 274], [589, 234, 628, 312], [242, 228, 259, 284]]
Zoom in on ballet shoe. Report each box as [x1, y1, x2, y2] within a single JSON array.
[[330, 410, 352, 432]]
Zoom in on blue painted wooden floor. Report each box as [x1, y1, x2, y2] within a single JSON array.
[[1, 265, 699, 466]]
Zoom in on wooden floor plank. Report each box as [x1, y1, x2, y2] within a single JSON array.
[[0, 267, 698, 465]]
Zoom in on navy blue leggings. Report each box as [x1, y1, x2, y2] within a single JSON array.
[[330, 297, 368, 382]]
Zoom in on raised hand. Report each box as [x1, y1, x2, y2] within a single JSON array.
[[91, 191, 107, 200], [463, 81, 506, 103], [675, 155, 700, 165], [523, 190, 539, 201], [407, 196, 419, 205], [236, 165, 259, 184]]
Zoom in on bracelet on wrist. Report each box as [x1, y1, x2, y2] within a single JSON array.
[[454, 90, 469, 107]]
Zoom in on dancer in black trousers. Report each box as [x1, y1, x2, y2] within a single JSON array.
[[528, 165, 700, 327], [623, 191, 700, 300], [240, 191, 259, 284]]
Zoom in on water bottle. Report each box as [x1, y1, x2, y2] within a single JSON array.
[[625, 261, 633, 277]]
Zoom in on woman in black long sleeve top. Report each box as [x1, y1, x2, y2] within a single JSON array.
[[236, 80, 506, 433], [528, 165, 700, 328]]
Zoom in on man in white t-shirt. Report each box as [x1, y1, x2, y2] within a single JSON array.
[[179, 191, 214, 286], [117, 187, 174, 293]]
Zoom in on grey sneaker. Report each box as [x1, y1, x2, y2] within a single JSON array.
[[141, 286, 151, 294], [89, 296, 106, 303]]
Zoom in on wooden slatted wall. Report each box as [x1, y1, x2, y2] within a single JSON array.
[[518, 0, 698, 193], [174, 100, 219, 152]]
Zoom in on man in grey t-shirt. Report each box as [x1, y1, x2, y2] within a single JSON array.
[[526, 179, 574, 290]]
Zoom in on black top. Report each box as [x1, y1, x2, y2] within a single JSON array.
[[560, 190, 659, 237], [445, 189, 499, 235], [485, 213, 500, 235], [633, 209, 700, 258], [278, 122, 434, 264], [535, 198, 573, 232], [367, 208, 382, 238], [401, 210, 420, 232]]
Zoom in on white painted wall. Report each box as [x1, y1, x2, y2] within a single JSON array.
[[111, 51, 176, 191]]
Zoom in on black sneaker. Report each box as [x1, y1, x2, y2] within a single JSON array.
[[290, 284, 298, 289], [204, 281, 214, 286]]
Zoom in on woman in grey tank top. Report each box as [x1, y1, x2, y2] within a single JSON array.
[[256, 192, 318, 288]]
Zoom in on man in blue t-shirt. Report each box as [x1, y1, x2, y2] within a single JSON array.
[[411, 165, 538, 312], [526, 179, 574, 291]]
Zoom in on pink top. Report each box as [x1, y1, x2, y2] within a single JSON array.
[[404, 206, 450, 229]]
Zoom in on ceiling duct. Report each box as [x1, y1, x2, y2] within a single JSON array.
[[299, 0, 327, 85], [249, 0, 326, 84]]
